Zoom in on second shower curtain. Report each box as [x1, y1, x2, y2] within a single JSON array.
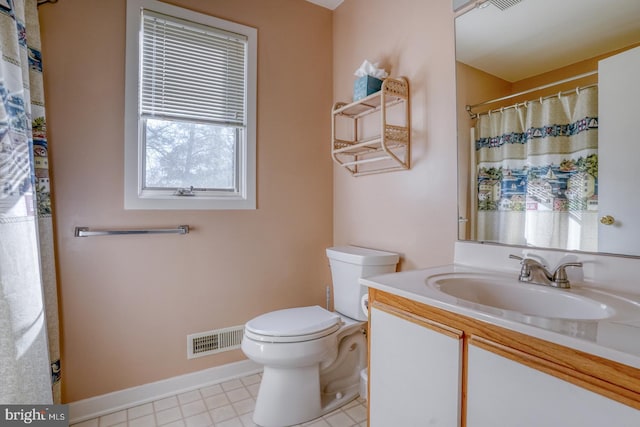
[[474, 86, 599, 251]]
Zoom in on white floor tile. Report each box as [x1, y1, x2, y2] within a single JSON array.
[[155, 407, 183, 426], [215, 418, 244, 427], [344, 404, 367, 423], [73, 419, 99, 427], [238, 413, 256, 427], [177, 390, 202, 405], [226, 387, 250, 403], [128, 403, 154, 420], [342, 399, 360, 410], [246, 384, 259, 398], [183, 412, 212, 427], [199, 384, 223, 398], [239, 374, 261, 386], [205, 393, 231, 410], [231, 398, 255, 415], [220, 379, 243, 391], [323, 411, 355, 427], [99, 410, 126, 427], [153, 396, 179, 412], [129, 414, 157, 427], [303, 419, 331, 427], [180, 399, 207, 418], [209, 405, 237, 424], [71, 373, 367, 427]]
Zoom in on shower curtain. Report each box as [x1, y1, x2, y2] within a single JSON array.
[[474, 86, 599, 251], [0, 0, 60, 404]]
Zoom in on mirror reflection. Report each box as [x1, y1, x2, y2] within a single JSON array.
[[455, 0, 640, 256]]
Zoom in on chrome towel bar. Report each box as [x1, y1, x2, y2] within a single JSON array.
[[74, 225, 189, 237]]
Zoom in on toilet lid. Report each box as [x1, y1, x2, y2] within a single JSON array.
[[245, 306, 342, 342]]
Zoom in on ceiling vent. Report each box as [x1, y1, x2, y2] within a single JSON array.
[[490, 0, 524, 11], [187, 325, 244, 359]]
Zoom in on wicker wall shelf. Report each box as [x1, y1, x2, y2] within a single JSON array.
[[331, 77, 410, 176]]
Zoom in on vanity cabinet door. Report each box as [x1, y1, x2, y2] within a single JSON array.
[[369, 304, 463, 427], [598, 45, 640, 254], [466, 342, 640, 427]]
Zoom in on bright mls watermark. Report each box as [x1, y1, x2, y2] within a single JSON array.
[[0, 405, 68, 427]]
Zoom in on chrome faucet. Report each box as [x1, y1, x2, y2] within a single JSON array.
[[509, 254, 582, 289]]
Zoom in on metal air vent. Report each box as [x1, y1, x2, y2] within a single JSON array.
[[490, 0, 524, 11], [187, 325, 244, 359]]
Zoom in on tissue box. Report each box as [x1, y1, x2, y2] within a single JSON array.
[[353, 75, 383, 101]]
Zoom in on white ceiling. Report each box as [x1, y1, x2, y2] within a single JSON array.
[[305, 0, 343, 10], [456, 0, 640, 82]]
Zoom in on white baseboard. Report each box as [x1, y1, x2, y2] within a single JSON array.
[[68, 360, 262, 424]]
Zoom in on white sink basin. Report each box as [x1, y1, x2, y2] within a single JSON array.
[[426, 272, 615, 320]]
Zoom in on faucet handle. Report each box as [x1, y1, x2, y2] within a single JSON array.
[[509, 254, 531, 281], [509, 254, 523, 261], [552, 262, 583, 288], [511, 254, 547, 269], [509, 254, 547, 266]]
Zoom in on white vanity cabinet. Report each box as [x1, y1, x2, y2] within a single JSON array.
[[367, 288, 640, 427], [467, 342, 640, 427], [369, 303, 463, 427]]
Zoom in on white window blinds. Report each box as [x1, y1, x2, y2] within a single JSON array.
[[140, 9, 248, 127]]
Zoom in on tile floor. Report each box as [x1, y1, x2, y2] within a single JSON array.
[[71, 373, 367, 427]]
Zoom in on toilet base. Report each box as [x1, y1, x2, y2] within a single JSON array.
[[320, 383, 360, 416], [251, 325, 366, 427], [252, 363, 360, 427], [252, 365, 321, 427]]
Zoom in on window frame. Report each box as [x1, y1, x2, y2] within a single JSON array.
[[124, 0, 257, 210]]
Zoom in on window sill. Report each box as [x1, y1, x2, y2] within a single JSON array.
[[124, 193, 256, 210]]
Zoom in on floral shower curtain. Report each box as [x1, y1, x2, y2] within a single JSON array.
[[0, 0, 60, 403], [474, 86, 599, 252]]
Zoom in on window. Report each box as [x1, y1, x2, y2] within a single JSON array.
[[124, 0, 257, 209]]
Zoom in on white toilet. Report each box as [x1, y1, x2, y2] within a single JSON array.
[[241, 246, 399, 427]]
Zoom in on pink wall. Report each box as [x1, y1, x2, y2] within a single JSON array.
[[332, 0, 459, 270], [39, 0, 462, 402], [39, 0, 334, 402]]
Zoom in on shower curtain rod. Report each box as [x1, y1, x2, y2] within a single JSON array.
[[466, 70, 598, 117], [470, 83, 598, 119]]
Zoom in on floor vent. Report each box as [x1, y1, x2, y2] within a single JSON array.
[[187, 325, 244, 359], [490, 0, 524, 11]]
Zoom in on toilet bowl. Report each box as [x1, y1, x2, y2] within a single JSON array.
[[242, 246, 399, 427], [242, 306, 366, 427]]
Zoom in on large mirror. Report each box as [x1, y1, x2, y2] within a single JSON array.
[[455, 0, 640, 257]]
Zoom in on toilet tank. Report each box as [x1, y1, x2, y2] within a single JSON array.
[[326, 246, 399, 321]]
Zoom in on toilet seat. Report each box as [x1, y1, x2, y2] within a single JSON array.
[[245, 306, 342, 343]]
